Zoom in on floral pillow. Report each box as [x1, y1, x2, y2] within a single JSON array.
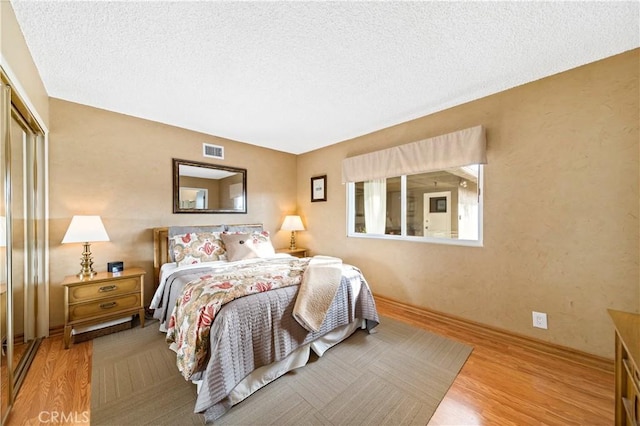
[[171, 232, 226, 266], [220, 231, 276, 262]]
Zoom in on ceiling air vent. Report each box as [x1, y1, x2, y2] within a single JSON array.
[[203, 143, 224, 159]]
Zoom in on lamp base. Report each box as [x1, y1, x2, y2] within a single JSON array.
[[77, 270, 97, 279], [289, 231, 297, 250], [77, 242, 97, 279]]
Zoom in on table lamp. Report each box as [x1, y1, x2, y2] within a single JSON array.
[[62, 215, 110, 278], [281, 215, 305, 250]]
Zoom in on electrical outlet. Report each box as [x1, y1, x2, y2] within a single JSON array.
[[532, 311, 548, 329]]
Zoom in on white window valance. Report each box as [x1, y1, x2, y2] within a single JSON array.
[[341, 125, 487, 183]]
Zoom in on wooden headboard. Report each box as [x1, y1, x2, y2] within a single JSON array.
[[152, 224, 263, 285], [153, 226, 171, 285]]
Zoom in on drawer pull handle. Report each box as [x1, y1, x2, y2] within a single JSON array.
[[100, 302, 117, 310], [99, 285, 117, 292]]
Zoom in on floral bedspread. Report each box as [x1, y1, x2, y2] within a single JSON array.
[[166, 257, 311, 379]]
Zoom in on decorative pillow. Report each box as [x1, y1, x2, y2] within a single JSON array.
[[221, 231, 276, 262], [168, 225, 225, 262], [171, 232, 226, 266]]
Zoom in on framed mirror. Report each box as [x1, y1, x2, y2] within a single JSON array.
[[173, 158, 247, 214]]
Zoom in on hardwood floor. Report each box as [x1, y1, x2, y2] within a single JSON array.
[[5, 306, 613, 425], [429, 331, 613, 425], [382, 303, 615, 426], [7, 334, 91, 425]]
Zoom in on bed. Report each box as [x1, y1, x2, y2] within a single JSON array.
[[150, 224, 379, 423]]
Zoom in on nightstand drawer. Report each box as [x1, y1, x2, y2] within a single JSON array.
[[69, 293, 141, 321], [67, 277, 141, 303]]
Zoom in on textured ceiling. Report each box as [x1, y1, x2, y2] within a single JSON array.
[[10, 1, 639, 154]]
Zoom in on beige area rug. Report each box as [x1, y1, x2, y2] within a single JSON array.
[[91, 317, 472, 425]]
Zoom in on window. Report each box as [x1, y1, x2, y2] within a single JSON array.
[[343, 125, 486, 246], [347, 165, 483, 245]]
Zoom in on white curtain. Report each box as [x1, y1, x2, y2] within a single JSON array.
[[364, 179, 386, 234], [457, 183, 478, 240], [342, 125, 486, 183]]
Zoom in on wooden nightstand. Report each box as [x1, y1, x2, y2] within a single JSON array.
[[276, 248, 307, 258], [62, 267, 145, 349]]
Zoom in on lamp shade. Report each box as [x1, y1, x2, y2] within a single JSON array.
[[281, 215, 305, 231], [61, 215, 110, 244]]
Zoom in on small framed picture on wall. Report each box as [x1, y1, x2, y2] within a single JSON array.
[[311, 175, 327, 202]]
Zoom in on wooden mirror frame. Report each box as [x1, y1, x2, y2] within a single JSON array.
[[173, 158, 247, 214]]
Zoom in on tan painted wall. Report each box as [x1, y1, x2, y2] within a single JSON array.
[[0, 2, 49, 127], [296, 50, 639, 358], [47, 49, 638, 357], [48, 100, 298, 328]]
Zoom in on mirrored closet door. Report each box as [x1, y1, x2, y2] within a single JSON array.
[[0, 79, 47, 425]]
